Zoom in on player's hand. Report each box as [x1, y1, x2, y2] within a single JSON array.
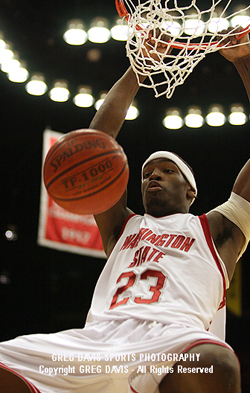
[[140, 29, 172, 63], [218, 26, 250, 63]]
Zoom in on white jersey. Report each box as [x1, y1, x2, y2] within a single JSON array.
[[87, 213, 229, 332], [0, 212, 233, 393]]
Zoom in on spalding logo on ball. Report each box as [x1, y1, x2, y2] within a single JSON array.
[[43, 129, 129, 215]]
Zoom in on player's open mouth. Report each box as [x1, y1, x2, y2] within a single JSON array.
[[147, 181, 163, 191]]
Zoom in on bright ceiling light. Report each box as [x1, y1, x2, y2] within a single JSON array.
[[5, 225, 18, 241], [185, 107, 204, 128], [206, 104, 226, 126], [161, 20, 182, 37], [1, 51, 21, 74], [1, 57, 20, 73], [208, 18, 230, 33], [5, 230, 17, 241], [63, 19, 87, 45], [111, 19, 129, 41], [88, 17, 111, 43], [228, 104, 247, 126], [49, 80, 70, 102], [184, 19, 205, 36], [231, 14, 250, 28], [73, 86, 94, 107], [94, 92, 107, 110], [8, 64, 29, 83], [163, 108, 183, 129], [125, 102, 139, 120], [25, 73, 48, 95], [207, 5, 230, 33], [95, 98, 104, 110], [0, 45, 14, 65]]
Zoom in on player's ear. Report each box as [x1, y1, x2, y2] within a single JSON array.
[[187, 187, 196, 202]]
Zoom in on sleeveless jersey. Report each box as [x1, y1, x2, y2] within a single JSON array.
[[86, 213, 229, 332]]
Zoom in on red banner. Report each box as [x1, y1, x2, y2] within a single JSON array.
[[37, 129, 105, 258]]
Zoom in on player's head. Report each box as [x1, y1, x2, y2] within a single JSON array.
[[141, 151, 197, 217]]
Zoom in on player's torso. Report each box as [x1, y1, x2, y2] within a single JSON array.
[[87, 213, 227, 330]]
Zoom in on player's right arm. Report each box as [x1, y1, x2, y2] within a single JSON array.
[[89, 67, 143, 139], [89, 33, 171, 257], [89, 29, 170, 139], [89, 67, 141, 257]]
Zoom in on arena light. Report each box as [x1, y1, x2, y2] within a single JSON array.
[[73, 86, 95, 107], [228, 104, 247, 125], [63, 19, 87, 46], [8, 63, 29, 83], [231, 15, 250, 28], [207, 6, 230, 33], [185, 107, 204, 128], [25, 73, 48, 96], [163, 108, 183, 129], [94, 92, 107, 110], [5, 229, 17, 241], [111, 18, 129, 41], [125, 101, 139, 120], [208, 17, 230, 33], [88, 17, 111, 43], [206, 104, 226, 126], [1, 52, 20, 73], [161, 20, 182, 37], [5, 225, 18, 241], [183, 18, 205, 36], [49, 80, 70, 102], [231, 7, 250, 28], [0, 43, 14, 65]]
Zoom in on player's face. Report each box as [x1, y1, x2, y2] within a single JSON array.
[[141, 158, 192, 217]]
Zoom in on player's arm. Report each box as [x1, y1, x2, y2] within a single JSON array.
[[219, 26, 250, 100], [207, 30, 250, 281], [89, 67, 142, 257], [90, 34, 170, 257], [207, 161, 250, 282], [89, 67, 143, 139], [89, 29, 170, 139]]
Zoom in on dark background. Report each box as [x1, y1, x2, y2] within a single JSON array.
[[0, 0, 250, 390]]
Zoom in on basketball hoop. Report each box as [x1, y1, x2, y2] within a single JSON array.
[[115, 0, 250, 98]]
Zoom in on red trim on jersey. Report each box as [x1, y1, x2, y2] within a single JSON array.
[[0, 363, 41, 392], [180, 338, 232, 354], [117, 214, 137, 241], [199, 214, 226, 309]]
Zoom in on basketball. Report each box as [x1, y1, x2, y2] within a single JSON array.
[[43, 129, 129, 215]]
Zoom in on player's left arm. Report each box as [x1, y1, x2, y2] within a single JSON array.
[[207, 29, 250, 281], [207, 161, 250, 282], [219, 26, 250, 100]]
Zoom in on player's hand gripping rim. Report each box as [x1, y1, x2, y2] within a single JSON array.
[[137, 28, 172, 69], [218, 25, 250, 63]]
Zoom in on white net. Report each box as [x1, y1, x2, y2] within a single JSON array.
[[118, 0, 250, 98]]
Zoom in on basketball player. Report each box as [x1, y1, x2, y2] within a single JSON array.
[[0, 28, 250, 393]]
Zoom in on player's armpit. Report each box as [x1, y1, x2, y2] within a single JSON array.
[[94, 190, 133, 257], [207, 207, 247, 281]]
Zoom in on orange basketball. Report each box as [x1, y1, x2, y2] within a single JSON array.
[[43, 129, 129, 215]]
